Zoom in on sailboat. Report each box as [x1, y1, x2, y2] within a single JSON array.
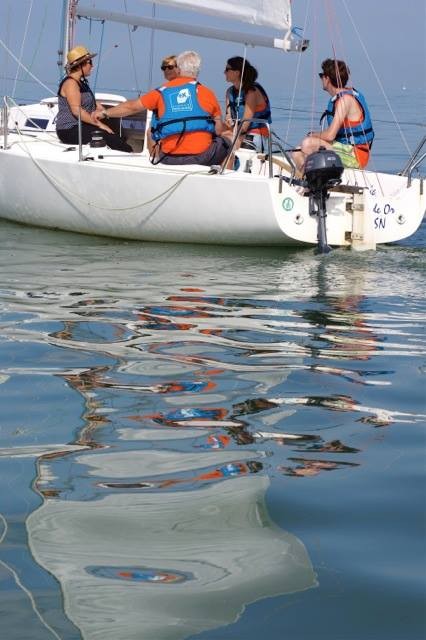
[[0, 0, 424, 249]]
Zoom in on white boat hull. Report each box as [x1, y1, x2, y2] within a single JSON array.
[[0, 132, 424, 247]]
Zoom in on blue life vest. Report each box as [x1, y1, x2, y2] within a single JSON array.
[[150, 81, 215, 142], [322, 88, 374, 147], [227, 82, 272, 131]]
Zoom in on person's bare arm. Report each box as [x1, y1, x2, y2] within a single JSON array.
[[308, 94, 352, 142], [214, 115, 227, 135], [94, 98, 145, 123], [224, 92, 233, 128]]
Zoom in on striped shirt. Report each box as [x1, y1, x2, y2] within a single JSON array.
[[56, 78, 96, 130]]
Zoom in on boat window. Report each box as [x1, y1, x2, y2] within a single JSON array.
[[24, 118, 49, 129], [121, 113, 147, 132]]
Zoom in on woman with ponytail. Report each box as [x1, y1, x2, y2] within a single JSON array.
[[224, 56, 272, 152]]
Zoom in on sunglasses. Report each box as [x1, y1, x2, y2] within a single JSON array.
[[318, 72, 325, 78], [224, 67, 235, 72], [161, 64, 176, 71]]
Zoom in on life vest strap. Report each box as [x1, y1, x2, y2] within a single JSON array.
[[151, 115, 215, 137]]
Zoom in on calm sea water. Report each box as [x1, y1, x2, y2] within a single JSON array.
[[0, 93, 425, 640]]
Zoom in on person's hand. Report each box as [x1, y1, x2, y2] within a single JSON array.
[[91, 108, 104, 125], [97, 121, 114, 134]]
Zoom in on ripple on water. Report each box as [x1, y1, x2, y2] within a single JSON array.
[[0, 220, 425, 639]]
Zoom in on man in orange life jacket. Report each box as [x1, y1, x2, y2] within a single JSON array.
[[93, 50, 232, 165], [292, 58, 374, 171]]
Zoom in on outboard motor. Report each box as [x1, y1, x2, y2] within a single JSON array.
[[304, 148, 344, 254]]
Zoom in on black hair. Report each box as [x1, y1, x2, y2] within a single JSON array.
[[226, 56, 258, 93]]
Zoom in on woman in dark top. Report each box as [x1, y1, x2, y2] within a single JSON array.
[[56, 45, 132, 152], [224, 56, 271, 152]]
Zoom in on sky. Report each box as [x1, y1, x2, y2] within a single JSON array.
[[0, 0, 425, 103]]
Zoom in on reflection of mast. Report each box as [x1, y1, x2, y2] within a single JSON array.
[[27, 453, 315, 640], [61, 365, 113, 446]]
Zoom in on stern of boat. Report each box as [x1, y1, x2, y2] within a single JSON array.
[[253, 152, 425, 249]]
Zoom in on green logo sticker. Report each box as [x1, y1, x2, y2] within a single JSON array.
[[282, 197, 294, 211]]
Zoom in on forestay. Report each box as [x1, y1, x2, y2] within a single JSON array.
[[152, 0, 291, 30]]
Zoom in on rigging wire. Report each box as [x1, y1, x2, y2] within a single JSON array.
[[93, 19, 106, 93], [341, 0, 412, 156], [1, 3, 11, 98], [11, 0, 34, 98], [28, 1, 49, 73], [0, 37, 55, 95], [232, 45, 247, 139], [123, 0, 141, 94], [308, 1, 318, 134], [284, 0, 310, 146], [147, 2, 156, 91]]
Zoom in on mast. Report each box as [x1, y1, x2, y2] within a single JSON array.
[[58, 0, 78, 78]]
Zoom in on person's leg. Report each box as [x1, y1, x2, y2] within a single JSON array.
[[57, 122, 132, 152], [57, 125, 93, 145], [292, 136, 334, 171], [158, 153, 197, 165], [331, 142, 361, 169], [102, 120, 133, 153], [199, 136, 231, 165], [101, 130, 133, 153], [159, 136, 231, 166]]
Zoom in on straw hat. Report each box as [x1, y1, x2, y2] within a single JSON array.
[[66, 45, 97, 70]]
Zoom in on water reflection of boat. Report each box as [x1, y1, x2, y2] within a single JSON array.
[[27, 450, 316, 640]]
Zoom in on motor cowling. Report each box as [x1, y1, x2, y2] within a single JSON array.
[[304, 148, 344, 192], [303, 148, 344, 255]]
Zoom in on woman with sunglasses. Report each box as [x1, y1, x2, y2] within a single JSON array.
[[224, 56, 271, 153], [145, 55, 179, 153], [160, 55, 179, 81], [56, 45, 132, 152]]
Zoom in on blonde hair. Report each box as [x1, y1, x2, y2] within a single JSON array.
[[161, 55, 177, 67]]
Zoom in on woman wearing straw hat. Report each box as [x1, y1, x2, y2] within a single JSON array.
[[56, 45, 132, 152]]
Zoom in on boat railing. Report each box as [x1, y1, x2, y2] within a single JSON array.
[[220, 119, 273, 176], [220, 119, 298, 180], [1, 97, 9, 150], [78, 107, 83, 162], [400, 135, 426, 186], [269, 131, 299, 181]]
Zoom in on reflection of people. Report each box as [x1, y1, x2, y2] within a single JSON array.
[[99, 459, 263, 489], [279, 458, 358, 477], [224, 56, 271, 152], [146, 406, 236, 427], [56, 45, 132, 152], [232, 394, 421, 427], [292, 58, 374, 171], [94, 50, 231, 165]]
